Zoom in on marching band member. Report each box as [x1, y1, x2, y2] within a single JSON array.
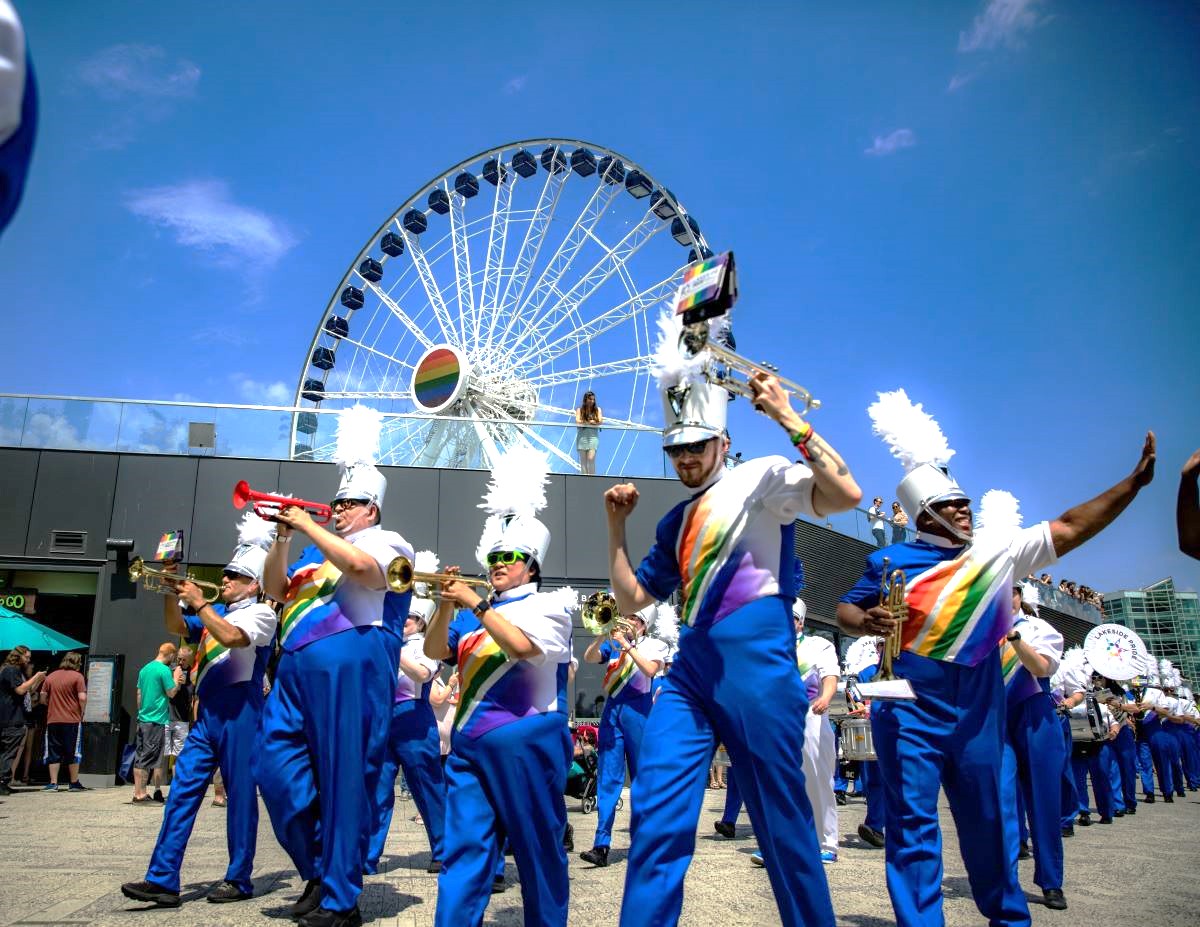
[[605, 315, 862, 927], [121, 512, 277, 907], [998, 581, 1067, 910], [256, 406, 415, 927], [1103, 680, 1142, 816], [1062, 659, 1119, 826], [1164, 673, 1200, 791], [423, 447, 575, 927], [841, 635, 886, 849], [579, 603, 669, 867], [836, 389, 1155, 927], [750, 599, 841, 867], [365, 550, 446, 874], [1140, 659, 1181, 802]]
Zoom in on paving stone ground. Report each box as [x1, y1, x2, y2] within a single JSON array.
[[1, 781, 1198, 925]]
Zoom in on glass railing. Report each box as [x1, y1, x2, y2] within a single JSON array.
[[1029, 584, 1103, 623], [0, 394, 670, 477]]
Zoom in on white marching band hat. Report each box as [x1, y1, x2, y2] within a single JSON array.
[[224, 509, 277, 585], [793, 598, 807, 625], [651, 313, 728, 448], [333, 404, 387, 508], [475, 445, 552, 570], [868, 389, 969, 540], [408, 550, 439, 623]]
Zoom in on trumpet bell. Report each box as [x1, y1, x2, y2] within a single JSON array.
[[128, 557, 221, 603], [582, 591, 629, 636], [385, 556, 491, 595]]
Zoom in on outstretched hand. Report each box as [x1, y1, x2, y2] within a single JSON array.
[[1131, 431, 1156, 488], [1182, 448, 1200, 480]]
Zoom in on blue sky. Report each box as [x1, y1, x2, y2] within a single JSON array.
[[3, 1, 1198, 593]]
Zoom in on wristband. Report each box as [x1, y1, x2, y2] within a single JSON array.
[[275, 535, 291, 544], [790, 422, 814, 460]]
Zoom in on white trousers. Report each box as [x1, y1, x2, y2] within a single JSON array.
[[801, 708, 838, 854]]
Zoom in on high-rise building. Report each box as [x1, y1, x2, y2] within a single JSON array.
[[1102, 578, 1200, 685]]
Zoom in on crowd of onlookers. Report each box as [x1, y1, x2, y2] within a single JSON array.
[[867, 497, 910, 547], [1027, 572, 1105, 609]]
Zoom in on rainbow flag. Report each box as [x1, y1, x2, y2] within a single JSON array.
[[413, 348, 461, 409], [900, 546, 1014, 665]]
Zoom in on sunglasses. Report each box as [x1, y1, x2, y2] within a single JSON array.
[[486, 550, 529, 567], [664, 438, 713, 459], [331, 498, 366, 513]]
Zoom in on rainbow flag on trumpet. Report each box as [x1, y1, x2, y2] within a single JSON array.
[[900, 545, 1015, 666]]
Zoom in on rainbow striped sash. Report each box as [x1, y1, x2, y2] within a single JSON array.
[[453, 626, 513, 732], [279, 560, 342, 648], [603, 652, 638, 699], [901, 545, 1014, 665], [676, 491, 755, 627], [193, 629, 229, 691]]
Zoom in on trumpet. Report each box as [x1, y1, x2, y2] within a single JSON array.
[[681, 326, 820, 415], [877, 556, 908, 681], [129, 557, 221, 603], [232, 480, 332, 524], [581, 591, 635, 637], [385, 556, 491, 595]]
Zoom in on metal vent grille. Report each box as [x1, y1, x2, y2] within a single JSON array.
[[49, 530, 87, 554]]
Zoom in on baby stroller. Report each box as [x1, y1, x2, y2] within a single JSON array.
[[566, 723, 622, 814]]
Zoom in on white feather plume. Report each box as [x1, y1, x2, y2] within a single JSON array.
[[974, 490, 1023, 539], [413, 549, 439, 599], [474, 514, 505, 574], [649, 312, 708, 390], [867, 389, 956, 472], [236, 508, 277, 550], [333, 404, 383, 467], [478, 445, 549, 519], [1051, 645, 1089, 691], [649, 602, 680, 646], [843, 636, 882, 675], [541, 585, 580, 617], [1020, 581, 1041, 613]]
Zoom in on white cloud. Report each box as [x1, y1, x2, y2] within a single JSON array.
[[958, 0, 1045, 53], [503, 75, 528, 95], [947, 72, 976, 93], [232, 374, 292, 405], [864, 129, 916, 158], [125, 180, 298, 267], [77, 44, 200, 100]]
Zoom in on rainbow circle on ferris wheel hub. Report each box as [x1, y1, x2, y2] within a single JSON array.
[[290, 138, 712, 475]]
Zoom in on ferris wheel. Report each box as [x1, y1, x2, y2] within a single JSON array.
[[290, 138, 712, 474]]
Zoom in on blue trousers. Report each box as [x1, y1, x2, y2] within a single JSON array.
[[255, 627, 396, 913], [1071, 746, 1114, 818], [871, 650, 1029, 927], [594, 696, 651, 848], [1057, 716, 1079, 831], [146, 686, 262, 894], [1136, 737, 1155, 796], [620, 596, 834, 927], [1004, 694, 1064, 891], [436, 712, 571, 927], [720, 761, 743, 825], [366, 697, 447, 871], [858, 759, 886, 833], [1171, 724, 1199, 789], [1111, 726, 1138, 809], [1105, 744, 1125, 813], [1146, 721, 1179, 797]]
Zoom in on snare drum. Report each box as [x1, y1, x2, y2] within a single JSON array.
[[1069, 695, 1106, 742], [840, 717, 876, 761]]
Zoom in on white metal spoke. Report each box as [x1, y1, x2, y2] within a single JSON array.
[[494, 168, 568, 335], [512, 420, 581, 472], [447, 188, 475, 346], [520, 357, 648, 389], [327, 334, 416, 371], [504, 180, 621, 346], [479, 167, 516, 349], [512, 269, 681, 370], [514, 207, 667, 356], [400, 224, 458, 345], [362, 281, 435, 350], [534, 402, 658, 432], [317, 391, 412, 401]]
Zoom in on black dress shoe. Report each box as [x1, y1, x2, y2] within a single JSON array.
[[1017, 842, 1031, 860], [1098, 816, 1113, 824], [1061, 826, 1074, 838], [207, 880, 252, 903], [291, 879, 322, 918], [1126, 805, 1137, 814], [579, 846, 609, 867], [714, 820, 736, 839], [1176, 791, 1186, 798], [298, 906, 362, 927], [857, 824, 885, 848], [427, 859, 442, 874], [1043, 888, 1068, 910], [0, 784, 12, 796], [152, 789, 165, 803], [121, 880, 181, 907], [1076, 813, 1092, 826], [1143, 794, 1155, 804], [492, 875, 506, 894], [1164, 795, 1175, 803], [1114, 809, 1125, 817], [834, 790, 847, 806]]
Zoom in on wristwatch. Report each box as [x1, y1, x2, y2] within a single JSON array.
[[472, 600, 490, 618], [1006, 630, 1021, 643]]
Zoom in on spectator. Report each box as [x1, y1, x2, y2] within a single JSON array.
[[575, 391, 603, 475], [40, 652, 88, 791], [1039, 573, 1052, 586], [132, 643, 181, 804], [162, 645, 194, 778], [868, 497, 887, 548], [1058, 579, 1070, 594], [0, 646, 44, 795], [890, 502, 909, 544], [12, 658, 44, 784]]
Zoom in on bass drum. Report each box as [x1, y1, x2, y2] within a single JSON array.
[[840, 718, 877, 761]]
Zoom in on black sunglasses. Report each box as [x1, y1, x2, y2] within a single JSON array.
[[486, 550, 529, 567], [664, 438, 713, 459]]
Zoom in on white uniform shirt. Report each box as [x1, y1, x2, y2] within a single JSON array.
[[396, 632, 440, 702], [795, 633, 840, 702]]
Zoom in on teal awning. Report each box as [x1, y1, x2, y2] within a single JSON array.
[[0, 604, 88, 653]]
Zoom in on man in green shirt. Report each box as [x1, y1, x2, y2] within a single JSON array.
[[133, 643, 182, 804]]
